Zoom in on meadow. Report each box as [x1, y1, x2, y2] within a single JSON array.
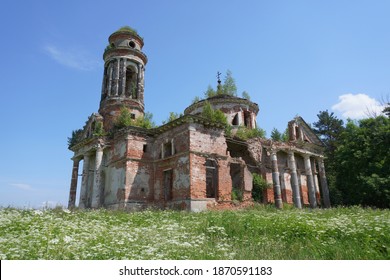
[[0, 206, 389, 260]]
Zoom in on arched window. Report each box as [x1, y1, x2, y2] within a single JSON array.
[[295, 126, 300, 140], [232, 113, 239, 126], [125, 67, 137, 98], [101, 66, 108, 100]]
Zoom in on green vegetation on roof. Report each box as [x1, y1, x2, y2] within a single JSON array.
[[115, 26, 138, 35]]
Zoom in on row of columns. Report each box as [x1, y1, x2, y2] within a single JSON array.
[[270, 150, 330, 209], [101, 58, 144, 99], [68, 145, 104, 209]]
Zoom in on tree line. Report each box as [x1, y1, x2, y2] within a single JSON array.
[[312, 106, 390, 208]]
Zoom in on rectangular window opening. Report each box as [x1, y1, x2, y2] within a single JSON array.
[[206, 159, 218, 198], [164, 142, 172, 158]]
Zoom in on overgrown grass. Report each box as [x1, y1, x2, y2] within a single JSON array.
[[0, 206, 388, 260]]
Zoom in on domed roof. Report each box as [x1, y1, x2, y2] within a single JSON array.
[[184, 94, 259, 115]]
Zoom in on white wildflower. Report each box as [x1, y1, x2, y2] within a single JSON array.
[[33, 210, 43, 215], [63, 236, 73, 243]]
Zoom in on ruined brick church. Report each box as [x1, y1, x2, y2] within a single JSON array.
[[68, 27, 330, 211]]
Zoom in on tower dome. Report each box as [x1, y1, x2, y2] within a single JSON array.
[[99, 26, 148, 130], [184, 95, 259, 129]]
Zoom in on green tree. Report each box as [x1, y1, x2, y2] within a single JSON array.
[[163, 112, 182, 124], [136, 112, 155, 129], [115, 106, 134, 128], [192, 96, 201, 104], [313, 110, 345, 205], [313, 110, 344, 152], [335, 116, 390, 207], [235, 126, 266, 140], [115, 107, 155, 129], [92, 121, 106, 137], [67, 129, 84, 148], [204, 70, 244, 98], [252, 173, 270, 202], [271, 128, 282, 141], [204, 85, 216, 99], [201, 101, 214, 120], [222, 70, 237, 96], [201, 101, 228, 125], [281, 127, 289, 142], [383, 103, 390, 117], [242, 91, 251, 100]]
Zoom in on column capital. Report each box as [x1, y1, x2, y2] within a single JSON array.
[[303, 153, 311, 160], [270, 149, 278, 159], [71, 155, 82, 162], [94, 143, 104, 151]]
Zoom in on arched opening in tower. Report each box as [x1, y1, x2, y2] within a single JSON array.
[[244, 111, 252, 128], [232, 113, 239, 126], [102, 67, 108, 100], [125, 67, 137, 98]]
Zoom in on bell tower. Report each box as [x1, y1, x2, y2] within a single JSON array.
[[99, 26, 147, 130]]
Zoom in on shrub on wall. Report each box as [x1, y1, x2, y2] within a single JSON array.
[[114, 107, 155, 129], [252, 173, 270, 202]]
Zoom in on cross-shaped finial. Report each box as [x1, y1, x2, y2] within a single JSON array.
[[217, 71, 222, 85]]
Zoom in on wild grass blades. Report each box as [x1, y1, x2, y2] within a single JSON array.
[[0, 206, 388, 260]]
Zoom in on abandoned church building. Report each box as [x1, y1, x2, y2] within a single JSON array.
[[67, 27, 331, 211]]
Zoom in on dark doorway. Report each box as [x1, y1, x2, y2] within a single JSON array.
[[230, 163, 243, 201], [163, 169, 173, 201], [206, 159, 218, 198]]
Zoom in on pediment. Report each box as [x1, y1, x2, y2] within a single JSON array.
[[288, 116, 324, 146]]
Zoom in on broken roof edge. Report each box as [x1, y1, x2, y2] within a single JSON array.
[[109, 114, 226, 139]]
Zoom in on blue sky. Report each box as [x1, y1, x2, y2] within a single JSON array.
[[0, 0, 388, 208]]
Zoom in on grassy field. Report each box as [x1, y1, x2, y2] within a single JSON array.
[[0, 205, 389, 260]]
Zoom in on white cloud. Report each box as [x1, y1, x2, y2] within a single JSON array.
[[44, 45, 100, 71], [331, 93, 385, 119], [9, 183, 33, 191]]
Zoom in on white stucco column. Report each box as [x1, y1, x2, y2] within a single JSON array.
[[115, 58, 120, 96], [271, 151, 283, 209], [304, 155, 317, 208], [251, 113, 256, 129], [91, 145, 103, 208], [288, 151, 302, 209], [318, 158, 331, 208], [78, 155, 90, 209], [121, 58, 126, 96]]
